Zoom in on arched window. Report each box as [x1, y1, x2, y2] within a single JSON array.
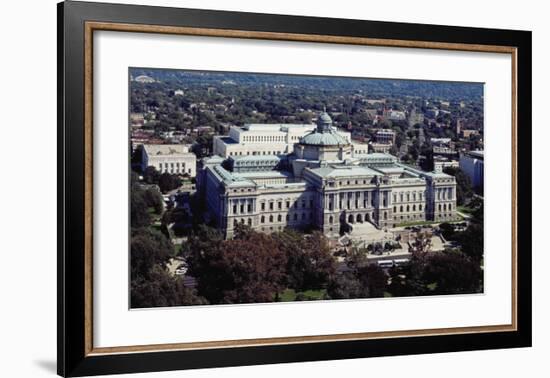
[[293, 213, 298, 221], [412, 205, 416, 211], [248, 218, 252, 226], [329, 216, 334, 224], [419, 204, 423, 211], [384, 211, 387, 220], [233, 219, 238, 227], [261, 215, 265, 223], [406, 205, 410, 212], [269, 215, 274, 223], [278, 214, 282, 222], [400, 205, 403, 212]]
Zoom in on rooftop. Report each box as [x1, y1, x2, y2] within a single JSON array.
[[143, 144, 193, 156], [243, 123, 314, 131], [465, 150, 484, 159], [308, 165, 380, 179]]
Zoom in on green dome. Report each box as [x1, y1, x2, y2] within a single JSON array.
[[300, 129, 349, 146]]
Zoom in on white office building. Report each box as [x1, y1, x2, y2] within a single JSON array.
[[140, 144, 197, 177]]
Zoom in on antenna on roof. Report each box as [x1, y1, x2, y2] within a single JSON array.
[[323, 105, 326, 112]]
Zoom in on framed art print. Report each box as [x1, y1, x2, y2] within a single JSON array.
[[58, 1, 532, 376]]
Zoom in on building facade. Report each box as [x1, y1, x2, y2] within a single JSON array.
[[459, 150, 484, 189], [140, 144, 197, 177], [198, 112, 457, 239]]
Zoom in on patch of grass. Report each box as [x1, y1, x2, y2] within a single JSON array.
[[278, 288, 327, 302], [457, 205, 474, 214], [395, 220, 439, 227]]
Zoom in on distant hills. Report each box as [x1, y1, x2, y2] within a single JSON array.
[[129, 67, 483, 101]]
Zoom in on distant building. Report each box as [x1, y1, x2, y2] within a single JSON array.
[[369, 142, 392, 154], [213, 122, 351, 158], [130, 113, 145, 128], [387, 110, 406, 121], [134, 75, 155, 83], [425, 108, 439, 119], [433, 157, 459, 173], [461, 129, 480, 138], [140, 144, 197, 177], [431, 138, 456, 156], [430, 138, 452, 144], [375, 129, 396, 144], [174, 89, 184, 96], [459, 150, 484, 189]]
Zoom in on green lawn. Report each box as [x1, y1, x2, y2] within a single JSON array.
[[278, 288, 327, 302], [457, 205, 474, 214], [395, 220, 439, 227]]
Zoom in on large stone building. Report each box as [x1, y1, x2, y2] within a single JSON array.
[[460, 150, 484, 189], [139, 144, 197, 177], [198, 112, 457, 239]]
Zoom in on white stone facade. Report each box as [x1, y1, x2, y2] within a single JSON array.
[[141, 144, 197, 177]]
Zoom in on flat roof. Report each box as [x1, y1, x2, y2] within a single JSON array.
[[309, 165, 380, 179]]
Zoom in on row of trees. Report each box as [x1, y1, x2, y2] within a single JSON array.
[[130, 173, 208, 308], [185, 225, 342, 304]]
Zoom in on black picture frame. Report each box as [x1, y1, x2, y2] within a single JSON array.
[[58, 1, 532, 376]]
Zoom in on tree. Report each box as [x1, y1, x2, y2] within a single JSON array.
[[327, 272, 364, 299], [439, 222, 456, 240], [158, 173, 182, 193], [131, 266, 208, 308], [273, 229, 337, 291], [130, 185, 151, 228], [387, 232, 432, 297], [443, 167, 473, 205], [130, 228, 174, 280], [144, 187, 164, 214], [456, 223, 483, 262], [422, 251, 482, 294], [327, 243, 387, 299], [455, 200, 483, 262], [143, 166, 161, 185], [188, 228, 287, 304], [357, 264, 387, 298]]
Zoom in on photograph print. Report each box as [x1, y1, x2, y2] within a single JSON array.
[[129, 68, 484, 309]]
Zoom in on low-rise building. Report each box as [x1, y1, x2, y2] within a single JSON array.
[[459, 150, 484, 189], [376, 129, 396, 144], [140, 144, 197, 177]]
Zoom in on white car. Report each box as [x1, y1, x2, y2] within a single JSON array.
[[175, 265, 188, 275]]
